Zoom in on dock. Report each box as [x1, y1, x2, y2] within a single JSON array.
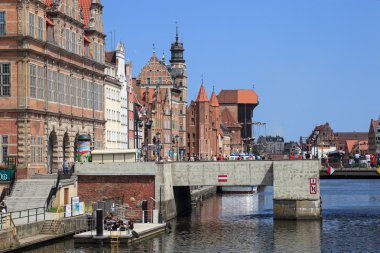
[[74, 223, 167, 245]]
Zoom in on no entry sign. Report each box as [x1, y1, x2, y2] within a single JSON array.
[[310, 177, 317, 194]]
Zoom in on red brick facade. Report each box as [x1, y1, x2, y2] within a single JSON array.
[[78, 175, 155, 211]]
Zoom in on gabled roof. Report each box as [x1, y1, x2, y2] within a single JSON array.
[[221, 108, 241, 128], [218, 89, 258, 104], [371, 119, 378, 131], [196, 84, 209, 102], [209, 91, 219, 107]]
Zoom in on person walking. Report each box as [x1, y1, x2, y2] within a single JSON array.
[[63, 159, 69, 174]]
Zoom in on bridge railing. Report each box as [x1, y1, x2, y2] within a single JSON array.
[[0, 207, 45, 230]]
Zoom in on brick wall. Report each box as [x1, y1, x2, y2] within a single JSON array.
[[78, 175, 155, 210]]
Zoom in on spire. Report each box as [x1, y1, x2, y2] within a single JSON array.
[[162, 50, 166, 64], [152, 43, 156, 56], [176, 22, 179, 43], [210, 89, 219, 107], [196, 84, 209, 102]]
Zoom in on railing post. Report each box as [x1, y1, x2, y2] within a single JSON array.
[[27, 209, 29, 224], [35, 208, 37, 222]]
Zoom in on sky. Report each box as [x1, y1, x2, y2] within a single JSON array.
[[103, 0, 380, 142]]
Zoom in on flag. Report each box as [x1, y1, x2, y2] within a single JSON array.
[[327, 166, 335, 175], [218, 174, 228, 182]]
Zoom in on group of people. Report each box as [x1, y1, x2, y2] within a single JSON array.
[[104, 212, 133, 232]]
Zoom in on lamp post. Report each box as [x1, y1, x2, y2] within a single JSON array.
[[175, 135, 179, 161], [156, 132, 161, 161], [159, 184, 163, 223], [144, 119, 153, 162]]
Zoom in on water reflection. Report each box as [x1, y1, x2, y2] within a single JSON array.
[[22, 180, 380, 253]]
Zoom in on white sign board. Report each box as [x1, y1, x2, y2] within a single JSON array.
[[65, 204, 72, 217], [72, 196, 80, 216], [79, 202, 85, 215]]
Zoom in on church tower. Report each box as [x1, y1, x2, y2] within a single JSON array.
[[170, 25, 187, 158]]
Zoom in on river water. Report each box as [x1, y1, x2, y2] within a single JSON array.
[[24, 179, 380, 253]]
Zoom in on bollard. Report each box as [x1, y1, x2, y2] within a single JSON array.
[[142, 200, 148, 223], [96, 209, 103, 236]]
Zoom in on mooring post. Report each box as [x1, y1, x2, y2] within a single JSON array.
[[96, 209, 103, 236]]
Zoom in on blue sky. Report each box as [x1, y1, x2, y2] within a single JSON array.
[[103, 0, 380, 141]]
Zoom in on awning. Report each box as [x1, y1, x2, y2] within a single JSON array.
[[46, 18, 54, 26], [83, 35, 91, 43]]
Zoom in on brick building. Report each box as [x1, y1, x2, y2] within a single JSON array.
[[0, 0, 106, 178], [368, 118, 379, 156], [135, 28, 187, 161], [186, 85, 228, 159], [218, 89, 259, 154]]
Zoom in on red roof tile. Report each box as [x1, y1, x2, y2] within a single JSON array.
[[79, 0, 91, 27], [209, 91, 219, 107], [218, 89, 258, 104], [196, 84, 209, 102]]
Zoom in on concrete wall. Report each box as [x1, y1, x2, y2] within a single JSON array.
[[171, 161, 274, 186], [76, 160, 321, 220]]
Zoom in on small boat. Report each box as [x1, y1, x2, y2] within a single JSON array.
[[220, 186, 257, 194]]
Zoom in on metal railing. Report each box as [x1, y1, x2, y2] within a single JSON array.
[[45, 173, 60, 211], [0, 207, 46, 230]]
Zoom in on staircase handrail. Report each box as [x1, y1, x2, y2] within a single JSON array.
[[45, 173, 60, 211], [52, 206, 64, 233]]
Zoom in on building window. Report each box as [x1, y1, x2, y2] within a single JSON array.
[[71, 32, 76, 54], [37, 66, 44, 99], [59, 73, 65, 103], [99, 84, 103, 111], [66, 0, 70, 14], [88, 82, 93, 109], [83, 80, 88, 108], [29, 64, 37, 98], [47, 70, 52, 101], [99, 44, 103, 63], [29, 13, 34, 37], [38, 137, 43, 163], [71, 77, 76, 106], [53, 71, 58, 102], [31, 136, 36, 163], [1, 135, 8, 164], [38, 16, 43, 40], [71, 0, 76, 18], [65, 75, 70, 104], [0, 63, 10, 96], [0, 12, 5, 35], [180, 96, 183, 101], [77, 79, 82, 107], [65, 29, 70, 51], [94, 83, 98, 110], [94, 42, 98, 62], [147, 78, 150, 85]]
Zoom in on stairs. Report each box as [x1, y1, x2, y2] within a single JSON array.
[[40, 220, 62, 234], [4, 178, 57, 212]]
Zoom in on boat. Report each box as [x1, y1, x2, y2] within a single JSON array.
[[220, 186, 257, 194]]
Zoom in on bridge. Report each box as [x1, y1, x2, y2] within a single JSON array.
[[76, 160, 324, 220], [320, 167, 380, 179]]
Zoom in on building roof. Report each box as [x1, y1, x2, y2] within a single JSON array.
[[209, 91, 219, 107], [196, 84, 209, 102], [334, 132, 368, 141], [78, 0, 91, 27], [218, 89, 258, 104], [105, 51, 116, 64], [221, 108, 241, 128]]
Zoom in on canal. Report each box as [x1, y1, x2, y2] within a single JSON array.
[[23, 179, 380, 252]]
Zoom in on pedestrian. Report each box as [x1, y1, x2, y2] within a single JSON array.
[[63, 159, 69, 174]]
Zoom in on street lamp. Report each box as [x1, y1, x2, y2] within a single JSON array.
[[175, 135, 179, 161], [144, 119, 153, 162], [155, 132, 161, 161]]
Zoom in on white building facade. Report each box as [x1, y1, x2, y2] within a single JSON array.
[[104, 42, 129, 149]]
